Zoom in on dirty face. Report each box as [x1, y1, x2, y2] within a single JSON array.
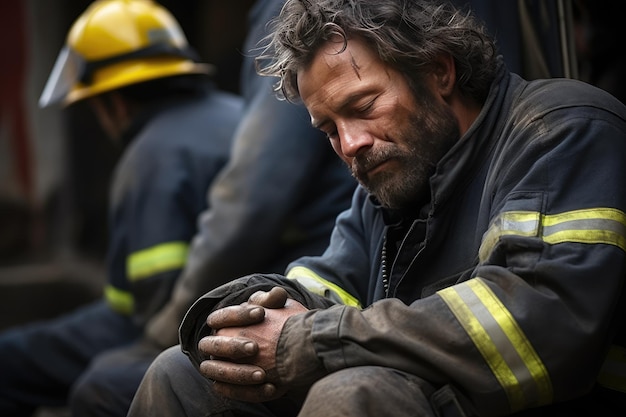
[[297, 36, 459, 209]]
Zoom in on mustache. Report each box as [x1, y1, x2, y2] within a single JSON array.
[[352, 146, 400, 174]]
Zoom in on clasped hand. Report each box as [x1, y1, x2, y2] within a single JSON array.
[[198, 287, 308, 402]]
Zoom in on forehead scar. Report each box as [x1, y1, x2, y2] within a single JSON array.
[[350, 53, 361, 80]]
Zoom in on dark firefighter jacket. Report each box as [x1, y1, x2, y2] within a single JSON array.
[[181, 60, 626, 416], [106, 89, 243, 326]]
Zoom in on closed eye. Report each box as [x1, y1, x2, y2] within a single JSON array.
[[357, 99, 375, 114]]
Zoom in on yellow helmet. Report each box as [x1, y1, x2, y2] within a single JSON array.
[[39, 0, 213, 107]]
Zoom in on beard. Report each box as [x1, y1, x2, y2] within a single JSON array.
[[351, 93, 460, 210]]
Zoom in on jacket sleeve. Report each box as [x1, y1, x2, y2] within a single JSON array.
[[178, 273, 336, 368], [106, 124, 224, 326], [285, 186, 380, 308], [275, 99, 626, 415]]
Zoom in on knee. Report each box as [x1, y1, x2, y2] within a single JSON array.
[[128, 346, 213, 416], [301, 367, 382, 415], [145, 345, 190, 381], [301, 367, 437, 417], [307, 367, 376, 400]]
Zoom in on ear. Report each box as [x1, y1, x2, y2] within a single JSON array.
[[431, 53, 456, 98], [108, 92, 131, 122], [105, 92, 135, 130], [88, 92, 131, 142], [89, 92, 129, 120]]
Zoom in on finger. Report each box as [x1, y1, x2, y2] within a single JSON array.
[[207, 305, 265, 329], [199, 335, 257, 360], [248, 287, 289, 309], [212, 381, 284, 403], [200, 359, 266, 385]]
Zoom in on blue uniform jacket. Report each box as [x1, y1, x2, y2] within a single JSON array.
[[107, 89, 243, 326]]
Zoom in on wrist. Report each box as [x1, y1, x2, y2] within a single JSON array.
[[276, 310, 327, 389]]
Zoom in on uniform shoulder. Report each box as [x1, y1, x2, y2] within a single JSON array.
[[515, 76, 626, 120]]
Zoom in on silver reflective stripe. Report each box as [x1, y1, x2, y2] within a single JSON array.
[[542, 209, 626, 247], [479, 211, 539, 262], [438, 278, 553, 412], [479, 208, 626, 262]]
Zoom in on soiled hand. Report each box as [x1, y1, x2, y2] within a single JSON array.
[[198, 286, 308, 402]]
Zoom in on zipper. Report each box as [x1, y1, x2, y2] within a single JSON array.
[[381, 235, 389, 297], [381, 219, 425, 298]]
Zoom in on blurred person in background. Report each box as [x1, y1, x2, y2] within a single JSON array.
[[0, 0, 243, 415]]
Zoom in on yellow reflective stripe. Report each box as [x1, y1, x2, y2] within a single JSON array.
[[479, 212, 540, 262], [542, 208, 626, 249], [597, 344, 626, 393], [127, 241, 189, 281], [438, 278, 552, 411], [286, 266, 362, 307], [479, 208, 626, 262], [104, 284, 134, 315]]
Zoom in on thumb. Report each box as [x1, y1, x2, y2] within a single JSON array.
[[248, 287, 289, 309]]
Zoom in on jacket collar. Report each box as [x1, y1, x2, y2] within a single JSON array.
[[428, 58, 511, 214]]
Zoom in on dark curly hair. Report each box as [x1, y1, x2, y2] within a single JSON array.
[[256, 0, 498, 104]]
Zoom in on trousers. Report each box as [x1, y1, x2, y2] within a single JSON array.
[[127, 345, 440, 417], [0, 301, 147, 417]]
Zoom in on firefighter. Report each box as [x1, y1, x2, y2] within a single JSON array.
[[129, 0, 626, 416], [0, 0, 243, 415]]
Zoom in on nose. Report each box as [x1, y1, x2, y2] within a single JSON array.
[[337, 121, 374, 158]]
